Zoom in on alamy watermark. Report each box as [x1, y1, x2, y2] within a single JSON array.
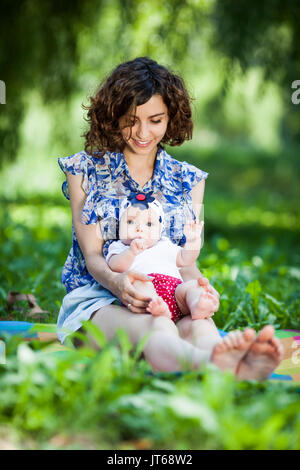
[[291, 80, 300, 105], [0, 80, 5, 104], [292, 340, 300, 365], [0, 340, 6, 364]]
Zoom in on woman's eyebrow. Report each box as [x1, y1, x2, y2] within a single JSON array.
[[149, 112, 165, 118], [130, 112, 165, 118]]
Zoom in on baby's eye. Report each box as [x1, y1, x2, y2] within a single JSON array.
[[127, 220, 134, 225], [146, 222, 152, 227]]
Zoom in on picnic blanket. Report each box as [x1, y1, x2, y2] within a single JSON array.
[[0, 321, 299, 383]]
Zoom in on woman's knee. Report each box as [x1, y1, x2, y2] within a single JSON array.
[[90, 304, 158, 345], [91, 304, 130, 338], [89, 304, 179, 345]]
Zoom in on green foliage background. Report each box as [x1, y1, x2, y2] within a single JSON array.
[[0, 0, 299, 450]]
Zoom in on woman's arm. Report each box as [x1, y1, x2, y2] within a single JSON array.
[[66, 172, 153, 312], [66, 171, 117, 292]]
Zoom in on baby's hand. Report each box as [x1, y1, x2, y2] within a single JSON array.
[[130, 238, 148, 256], [184, 220, 204, 242]]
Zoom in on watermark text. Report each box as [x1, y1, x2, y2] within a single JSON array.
[[0, 80, 5, 104], [0, 340, 6, 364], [291, 80, 300, 105]]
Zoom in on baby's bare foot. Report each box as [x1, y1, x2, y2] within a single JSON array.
[[236, 325, 284, 381], [190, 290, 217, 320], [210, 328, 256, 374], [146, 297, 171, 319]]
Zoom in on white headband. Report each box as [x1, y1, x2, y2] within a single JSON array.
[[119, 196, 164, 228]]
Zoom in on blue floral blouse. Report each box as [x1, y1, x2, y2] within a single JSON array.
[[58, 145, 208, 293]]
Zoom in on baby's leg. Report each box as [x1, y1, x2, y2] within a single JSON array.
[[132, 280, 171, 318], [175, 280, 218, 320]]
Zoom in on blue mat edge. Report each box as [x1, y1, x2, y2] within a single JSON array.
[[1, 322, 299, 383]]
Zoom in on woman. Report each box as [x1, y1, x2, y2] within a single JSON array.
[[57, 57, 283, 379]]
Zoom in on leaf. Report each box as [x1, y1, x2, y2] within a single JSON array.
[[167, 395, 218, 434], [257, 303, 269, 321], [263, 293, 286, 316], [245, 280, 262, 300], [132, 331, 152, 364], [245, 280, 262, 317], [115, 328, 133, 369], [288, 267, 300, 280], [263, 293, 282, 307], [0, 287, 7, 301], [30, 323, 57, 334], [80, 321, 107, 348], [17, 343, 37, 365]]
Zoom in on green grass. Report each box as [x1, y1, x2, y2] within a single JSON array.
[[0, 141, 299, 449], [0, 330, 299, 450]]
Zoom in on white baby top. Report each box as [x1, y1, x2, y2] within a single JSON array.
[[106, 237, 183, 280]]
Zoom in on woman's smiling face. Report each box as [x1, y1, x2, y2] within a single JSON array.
[[119, 94, 169, 155]]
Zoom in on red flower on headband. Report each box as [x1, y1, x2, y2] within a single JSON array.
[[128, 191, 155, 210]]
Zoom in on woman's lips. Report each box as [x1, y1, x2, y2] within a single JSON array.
[[132, 139, 152, 148]]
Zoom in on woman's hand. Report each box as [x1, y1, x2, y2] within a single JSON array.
[[111, 271, 154, 314]]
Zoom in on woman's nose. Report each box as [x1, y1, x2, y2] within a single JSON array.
[[136, 122, 150, 139]]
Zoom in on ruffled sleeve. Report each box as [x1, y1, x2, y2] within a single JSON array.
[[181, 161, 209, 194], [58, 151, 92, 199], [58, 151, 101, 225]]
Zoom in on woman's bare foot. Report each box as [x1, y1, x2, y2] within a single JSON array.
[[236, 325, 284, 381], [210, 328, 256, 374], [146, 297, 172, 319]]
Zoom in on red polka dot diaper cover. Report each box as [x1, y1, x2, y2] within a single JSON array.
[[148, 272, 184, 323]]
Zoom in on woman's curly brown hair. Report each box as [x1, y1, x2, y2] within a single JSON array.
[[82, 57, 194, 157]]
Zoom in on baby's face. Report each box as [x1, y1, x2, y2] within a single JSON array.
[[119, 206, 162, 246]]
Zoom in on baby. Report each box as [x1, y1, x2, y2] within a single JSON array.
[[105, 193, 218, 323]]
